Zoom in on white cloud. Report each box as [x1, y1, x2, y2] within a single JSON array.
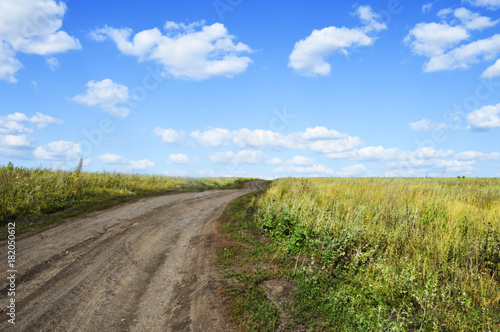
[[190, 128, 232, 147], [455, 151, 500, 160], [425, 34, 500, 72], [98, 153, 127, 164], [398, 147, 454, 163], [337, 164, 367, 176], [92, 21, 252, 80], [187, 127, 360, 153], [167, 153, 189, 164], [409, 118, 453, 131], [405, 22, 469, 57], [0, 112, 63, 158], [482, 58, 500, 78], [98, 153, 155, 170], [273, 164, 334, 175], [0, 0, 81, 82], [422, 3, 433, 13], [46, 57, 58, 71], [2, 112, 63, 129], [407, 8, 500, 74], [232, 129, 297, 149], [34, 141, 81, 161], [309, 136, 363, 153], [453, 7, 499, 30], [72, 79, 131, 118], [301, 126, 346, 139], [437, 8, 454, 18], [286, 156, 315, 166], [467, 103, 500, 129], [209, 150, 271, 164], [0, 41, 21, 83], [288, 5, 385, 76], [154, 127, 185, 144], [356, 5, 387, 33], [0, 134, 32, 147], [466, 0, 500, 9], [326, 146, 401, 160], [130, 159, 155, 170], [387, 158, 475, 173]]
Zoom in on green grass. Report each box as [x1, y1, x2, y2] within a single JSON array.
[[216, 192, 282, 331], [254, 177, 500, 331], [0, 162, 252, 238]]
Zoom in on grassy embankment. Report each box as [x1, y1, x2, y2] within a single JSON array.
[[0, 163, 250, 238], [217, 177, 500, 331]]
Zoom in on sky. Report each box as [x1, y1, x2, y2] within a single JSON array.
[[0, 0, 500, 179]]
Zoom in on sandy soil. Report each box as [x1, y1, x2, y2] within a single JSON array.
[[0, 181, 265, 331]]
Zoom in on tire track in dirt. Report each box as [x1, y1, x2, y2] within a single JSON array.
[[0, 181, 265, 331]]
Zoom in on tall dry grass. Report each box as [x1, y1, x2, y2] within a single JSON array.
[[255, 177, 500, 330]]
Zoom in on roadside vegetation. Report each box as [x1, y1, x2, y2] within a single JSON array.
[[218, 177, 500, 331], [0, 162, 250, 237]]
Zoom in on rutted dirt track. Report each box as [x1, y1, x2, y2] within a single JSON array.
[[1, 181, 265, 331]]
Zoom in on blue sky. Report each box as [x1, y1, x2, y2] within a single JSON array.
[[1, 0, 500, 178]]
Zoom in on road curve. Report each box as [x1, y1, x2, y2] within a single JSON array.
[[1, 180, 265, 331]]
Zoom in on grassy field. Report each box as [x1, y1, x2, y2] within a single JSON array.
[[218, 177, 500, 331], [0, 162, 250, 237], [253, 177, 500, 331]]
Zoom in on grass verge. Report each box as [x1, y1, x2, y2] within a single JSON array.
[[215, 191, 282, 331]]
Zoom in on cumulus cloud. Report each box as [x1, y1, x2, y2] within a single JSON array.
[[98, 153, 127, 164], [455, 150, 500, 160], [422, 3, 433, 13], [34, 141, 81, 161], [465, 0, 500, 9], [453, 7, 499, 30], [190, 128, 232, 147], [154, 127, 185, 144], [337, 164, 367, 176], [0, 112, 63, 158], [409, 118, 453, 131], [72, 79, 131, 117], [288, 5, 386, 76], [406, 8, 500, 74], [310, 137, 363, 154], [273, 163, 334, 175], [405, 22, 469, 58], [46, 57, 58, 71], [0, 0, 81, 82], [285, 156, 316, 166], [425, 34, 500, 72], [92, 21, 252, 80], [232, 129, 298, 149], [300, 126, 346, 140], [482, 59, 500, 78], [167, 153, 190, 164], [98, 153, 155, 170], [388, 158, 476, 173], [467, 103, 500, 129], [326, 146, 401, 160], [209, 150, 273, 165], [187, 126, 361, 153], [130, 159, 155, 170]]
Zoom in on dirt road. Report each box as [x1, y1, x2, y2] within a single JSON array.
[[1, 181, 265, 331]]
